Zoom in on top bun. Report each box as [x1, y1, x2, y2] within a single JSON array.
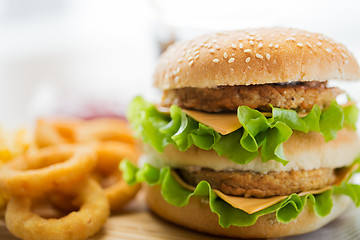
[[154, 28, 360, 90]]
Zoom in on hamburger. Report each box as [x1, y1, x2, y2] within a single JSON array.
[[122, 28, 360, 238]]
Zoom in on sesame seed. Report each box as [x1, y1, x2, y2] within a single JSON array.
[[244, 49, 251, 53], [194, 55, 199, 60], [246, 36, 255, 40], [268, 43, 273, 48], [325, 48, 332, 53], [213, 39, 217, 43], [286, 37, 296, 41], [194, 50, 200, 55], [255, 53, 263, 59], [239, 43, 244, 49], [306, 43, 312, 48], [209, 49, 215, 53], [266, 54, 271, 60], [318, 36, 324, 40], [199, 43, 204, 47], [345, 60, 349, 64], [204, 43, 211, 48], [212, 59, 219, 63], [274, 44, 279, 49], [258, 43, 263, 48], [187, 56, 193, 61], [175, 67, 180, 74], [306, 33, 311, 37], [245, 57, 251, 63], [223, 52, 228, 58], [297, 43, 303, 47], [214, 45, 221, 50], [228, 57, 235, 63], [177, 58, 183, 63], [174, 76, 180, 83], [317, 42, 322, 46], [250, 40, 254, 45], [231, 43, 237, 49], [341, 52, 347, 58], [189, 60, 194, 66], [256, 37, 263, 41]]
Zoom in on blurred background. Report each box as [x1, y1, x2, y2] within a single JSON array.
[[0, 0, 360, 127]]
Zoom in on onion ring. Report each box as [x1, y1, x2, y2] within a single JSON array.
[[94, 141, 140, 211], [35, 119, 81, 148], [99, 172, 141, 212], [48, 142, 141, 212], [0, 144, 96, 196], [5, 178, 110, 240], [92, 141, 141, 211], [75, 118, 135, 145]]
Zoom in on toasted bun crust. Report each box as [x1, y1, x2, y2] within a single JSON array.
[[154, 28, 360, 90], [142, 127, 360, 173], [146, 185, 351, 238]]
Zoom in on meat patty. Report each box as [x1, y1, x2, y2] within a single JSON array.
[[161, 81, 343, 113], [177, 167, 337, 198]]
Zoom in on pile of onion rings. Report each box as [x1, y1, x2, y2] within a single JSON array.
[[0, 118, 141, 240]]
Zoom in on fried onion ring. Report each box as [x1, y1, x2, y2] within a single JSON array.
[[35, 118, 81, 148], [94, 141, 140, 211], [35, 118, 81, 147], [75, 118, 135, 145], [0, 144, 96, 196], [5, 178, 110, 240]]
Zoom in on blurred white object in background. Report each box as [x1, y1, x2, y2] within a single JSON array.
[[0, 0, 154, 126], [0, 0, 359, 128]]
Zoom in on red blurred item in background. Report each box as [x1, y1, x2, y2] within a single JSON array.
[[56, 100, 127, 121]]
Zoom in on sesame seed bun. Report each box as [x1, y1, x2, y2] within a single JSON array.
[[145, 184, 351, 238], [154, 28, 360, 90]]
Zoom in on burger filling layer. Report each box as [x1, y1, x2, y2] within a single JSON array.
[[177, 167, 336, 198], [161, 81, 342, 113]]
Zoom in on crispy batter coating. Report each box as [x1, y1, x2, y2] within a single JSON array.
[[177, 167, 337, 198], [161, 81, 342, 113]]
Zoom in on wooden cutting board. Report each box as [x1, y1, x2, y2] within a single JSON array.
[[1, 190, 359, 240]]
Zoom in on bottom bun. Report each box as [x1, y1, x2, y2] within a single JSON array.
[[145, 185, 351, 238]]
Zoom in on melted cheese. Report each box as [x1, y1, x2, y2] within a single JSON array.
[[182, 109, 241, 135], [171, 163, 358, 214], [156, 102, 355, 135]]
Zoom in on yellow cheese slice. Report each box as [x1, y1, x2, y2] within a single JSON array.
[[156, 102, 355, 135], [171, 163, 358, 214], [182, 109, 241, 135]]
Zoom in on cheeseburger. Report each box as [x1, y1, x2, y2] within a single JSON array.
[[122, 28, 360, 238]]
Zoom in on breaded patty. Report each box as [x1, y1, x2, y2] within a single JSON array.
[[161, 81, 342, 113], [177, 167, 337, 198]]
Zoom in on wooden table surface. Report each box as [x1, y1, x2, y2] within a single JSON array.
[[1, 189, 359, 240]]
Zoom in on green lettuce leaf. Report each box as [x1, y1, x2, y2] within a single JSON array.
[[120, 161, 359, 228], [319, 101, 344, 141], [128, 97, 357, 166], [333, 182, 360, 207], [343, 103, 359, 130]]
